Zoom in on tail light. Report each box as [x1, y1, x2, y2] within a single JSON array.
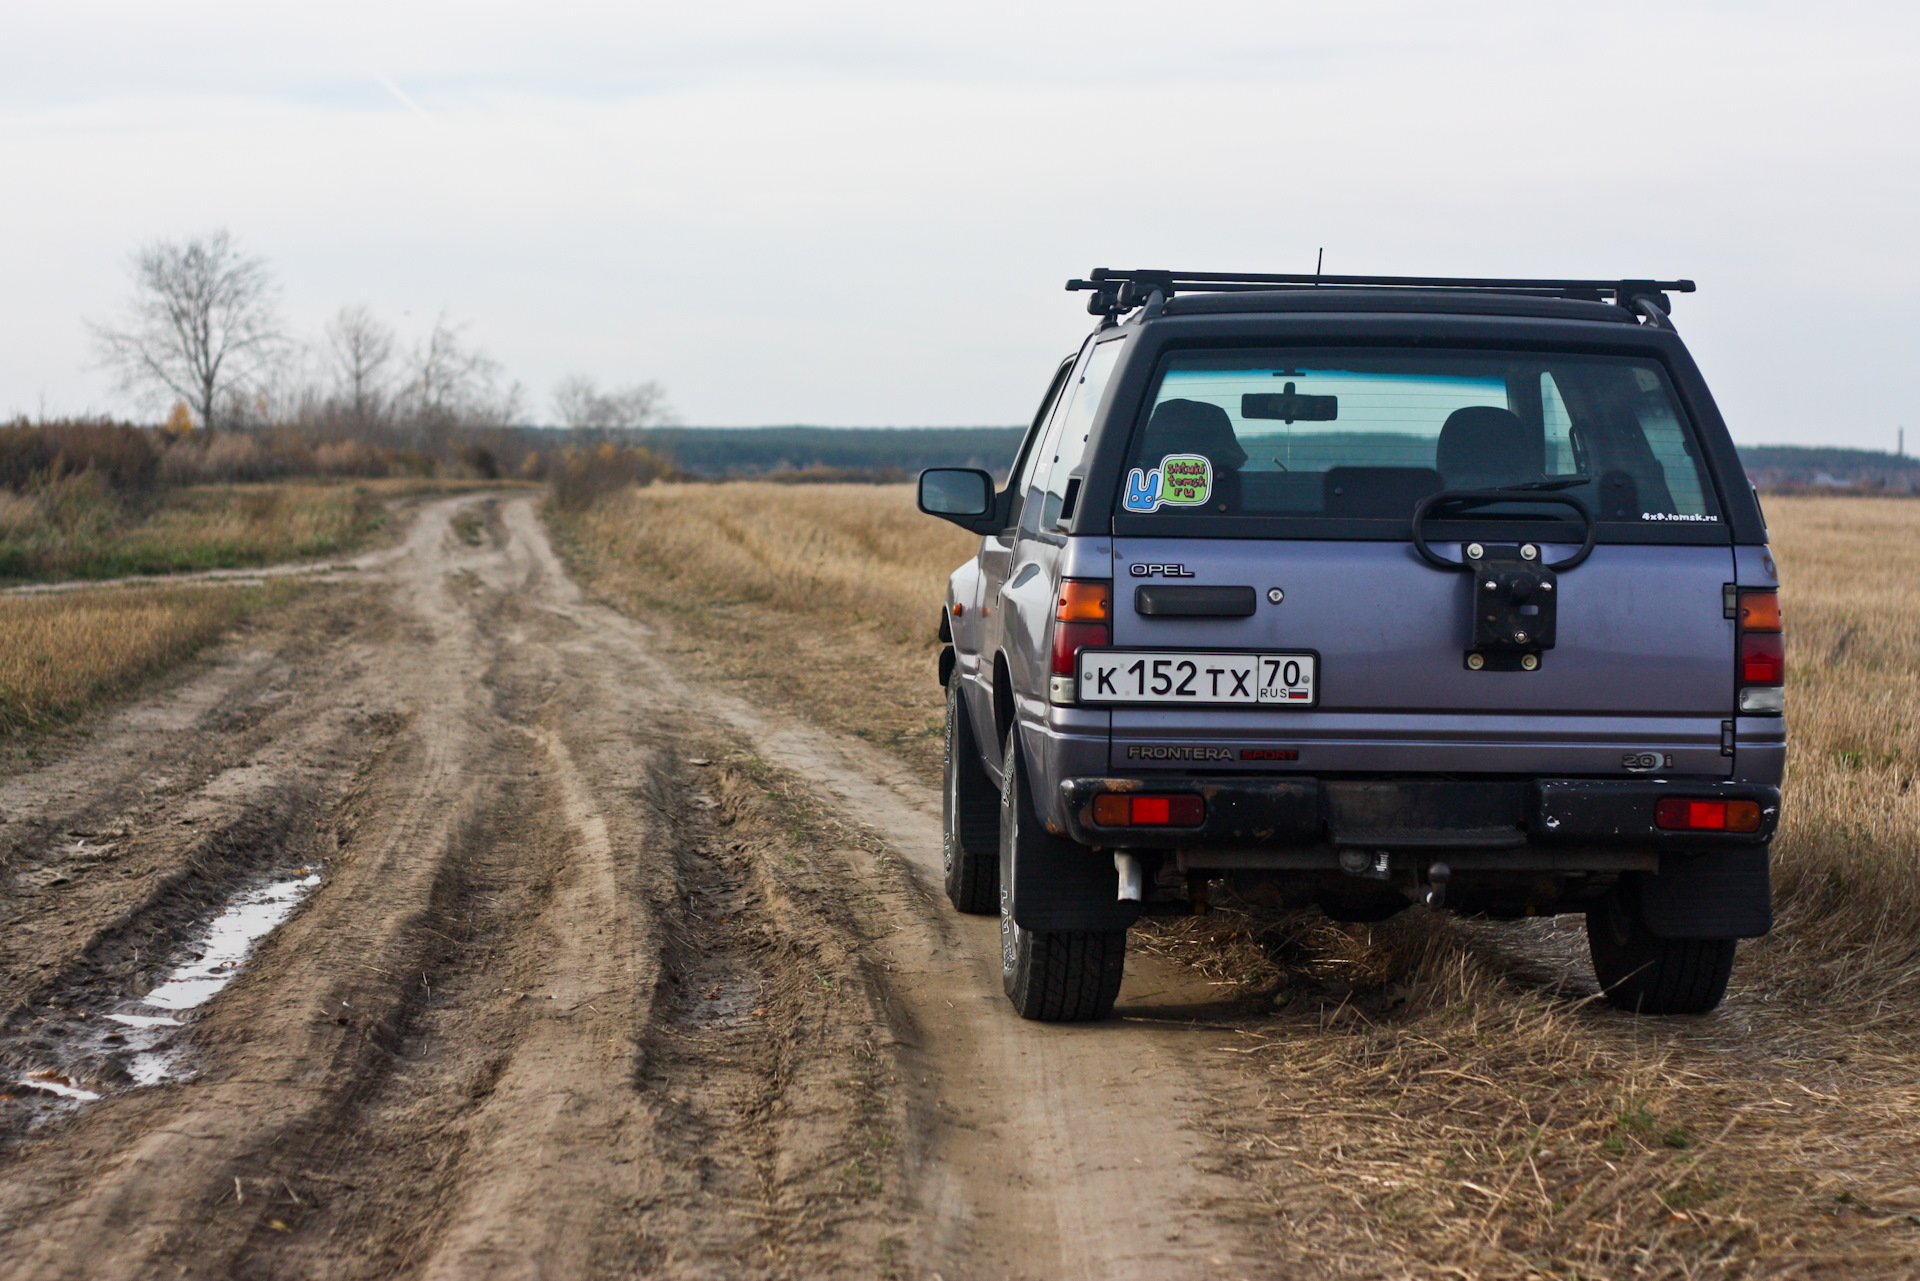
[[1049, 579, 1111, 704], [1091, 793, 1206, 827], [1736, 588, 1783, 714], [1655, 797, 1763, 833]]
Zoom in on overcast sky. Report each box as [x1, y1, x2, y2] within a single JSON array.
[[2, 1, 1914, 447]]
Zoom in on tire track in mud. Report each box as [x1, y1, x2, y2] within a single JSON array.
[[497, 499, 1277, 1279], [0, 493, 1277, 1281], [0, 496, 922, 1280], [0, 499, 509, 1280]]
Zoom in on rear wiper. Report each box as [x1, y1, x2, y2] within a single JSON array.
[[1498, 475, 1590, 492]]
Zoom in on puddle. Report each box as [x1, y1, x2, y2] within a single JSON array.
[[2, 867, 322, 1130], [16, 1072, 100, 1103], [142, 873, 321, 1011]]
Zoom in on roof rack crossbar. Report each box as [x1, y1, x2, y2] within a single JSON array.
[[1065, 269, 1694, 318]]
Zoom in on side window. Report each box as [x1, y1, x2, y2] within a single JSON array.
[[1541, 372, 1577, 475], [1038, 338, 1125, 529], [1010, 356, 1079, 526]]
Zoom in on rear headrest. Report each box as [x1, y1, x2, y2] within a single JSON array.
[[1435, 406, 1541, 489], [1140, 399, 1248, 470]]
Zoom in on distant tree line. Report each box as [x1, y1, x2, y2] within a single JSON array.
[[1738, 444, 1920, 494], [54, 229, 1032, 500], [84, 229, 676, 456], [608, 426, 1024, 480]]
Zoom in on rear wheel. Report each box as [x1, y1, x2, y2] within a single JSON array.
[[1586, 884, 1736, 1014], [943, 676, 1000, 914], [998, 731, 1125, 1021]]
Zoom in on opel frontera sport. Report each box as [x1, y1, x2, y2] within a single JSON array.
[[920, 270, 1781, 1022]]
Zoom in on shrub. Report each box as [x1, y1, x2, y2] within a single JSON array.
[[547, 443, 675, 512], [0, 419, 159, 494]]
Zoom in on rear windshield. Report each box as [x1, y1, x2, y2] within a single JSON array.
[[1122, 349, 1720, 529]]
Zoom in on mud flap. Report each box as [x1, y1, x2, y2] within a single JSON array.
[[1636, 849, 1772, 938], [1007, 726, 1141, 933]]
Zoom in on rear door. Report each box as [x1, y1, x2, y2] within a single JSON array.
[[1102, 347, 1737, 778]]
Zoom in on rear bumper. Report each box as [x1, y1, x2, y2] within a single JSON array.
[[1057, 776, 1780, 861]]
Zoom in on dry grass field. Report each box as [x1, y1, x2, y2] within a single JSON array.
[[553, 483, 1920, 1277], [0, 480, 503, 739], [0, 477, 499, 583], [1762, 497, 1920, 1008], [0, 584, 290, 739], [547, 482, 976, 779]]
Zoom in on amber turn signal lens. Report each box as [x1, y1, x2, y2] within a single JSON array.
[[1056, 579, 1112, 622], [1091, 794, 1131, 825], [1739, 590, 1781, 632]]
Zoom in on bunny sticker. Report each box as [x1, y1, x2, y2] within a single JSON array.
[[1123, 455, 1212, 512]]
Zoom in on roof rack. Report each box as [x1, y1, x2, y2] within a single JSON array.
[[1065, 269, 1695, 327]]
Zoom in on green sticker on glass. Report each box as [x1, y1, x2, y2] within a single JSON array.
[[1124, 454, 1213, 511]]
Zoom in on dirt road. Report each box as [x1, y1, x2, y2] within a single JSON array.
[[0, 494, 1282, 1280]]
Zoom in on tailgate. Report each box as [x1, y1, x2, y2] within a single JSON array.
[[1106, 537, 1735, 777]]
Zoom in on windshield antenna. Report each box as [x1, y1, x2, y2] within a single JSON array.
[[1315, 247, 1323, 286]]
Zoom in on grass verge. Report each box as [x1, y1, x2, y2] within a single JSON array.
[[545, 482, 974, 779], [0, 477, 510, 583], [0, 583, 297, 738]]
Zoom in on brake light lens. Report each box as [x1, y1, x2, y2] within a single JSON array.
[[1051, 622, 1108, 675], [1655, 797, 1763, 833], [1735, 586, 1784, 716], [1050, 579, 1112, 678], [1740, 632, 1784, 684], [1091, 793, 1206, 827]]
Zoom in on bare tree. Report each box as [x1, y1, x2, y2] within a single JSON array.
[[326, 305, 396, 427], [89, 229, 285, 432], [552, 374, 676, 430], [398, 313, 521, 434]]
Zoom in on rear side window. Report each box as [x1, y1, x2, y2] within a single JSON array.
[[1123, 349, 1720, 530], [1033, 337, 1124, 530]]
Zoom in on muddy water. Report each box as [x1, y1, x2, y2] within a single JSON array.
[[5, 867, 322, 1125]]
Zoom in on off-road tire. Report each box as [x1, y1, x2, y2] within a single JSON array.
[[1587, 885, 1736, 1014], [998, 732, 1125, 1021], [943, 676, 1000, 914]]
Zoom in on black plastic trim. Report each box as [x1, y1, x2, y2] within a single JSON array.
[[1134, 584, 1257, 616], [1056, 776, 1780, 853]]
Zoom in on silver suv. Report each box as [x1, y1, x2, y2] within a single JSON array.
[[921, 270, 1782, 1022]]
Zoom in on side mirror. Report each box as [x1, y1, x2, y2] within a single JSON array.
[[918, 468, 994, 526]]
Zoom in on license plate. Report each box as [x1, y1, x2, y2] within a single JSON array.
[[1076, 650, 1318, 706]]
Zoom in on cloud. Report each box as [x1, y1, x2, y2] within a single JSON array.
[[2, 1, 1915, 444]]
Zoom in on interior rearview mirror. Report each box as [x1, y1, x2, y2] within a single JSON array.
[[1243, 383, 1338, 423], [918, 468, 993, 521]]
